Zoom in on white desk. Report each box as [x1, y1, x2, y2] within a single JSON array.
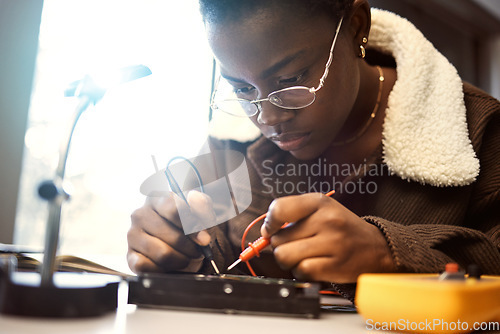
[[0, 306, 368, 334], [0, 283, 369, 334]]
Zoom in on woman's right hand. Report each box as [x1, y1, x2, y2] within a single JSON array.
[[127, 190, 216, 274]]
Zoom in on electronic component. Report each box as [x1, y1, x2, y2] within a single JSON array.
[[127, 273, 321, 318]]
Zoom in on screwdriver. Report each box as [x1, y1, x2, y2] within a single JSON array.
[[227, 190, 335, 271]]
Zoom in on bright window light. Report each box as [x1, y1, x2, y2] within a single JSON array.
[[15, 0, 213, 271]]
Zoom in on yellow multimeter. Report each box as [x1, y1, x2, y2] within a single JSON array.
[[355, 266, 500, 334]]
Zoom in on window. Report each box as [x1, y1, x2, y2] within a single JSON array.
[[15, 0, 213, 272]]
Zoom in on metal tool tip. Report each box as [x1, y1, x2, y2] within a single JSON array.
[[211, 260, 220, 275], [227, 258, 241, 271]]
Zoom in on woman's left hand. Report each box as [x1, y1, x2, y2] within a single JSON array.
[[260, 193, 396, 283]]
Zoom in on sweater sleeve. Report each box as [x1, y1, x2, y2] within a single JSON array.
[[364, 215, 500, 275], [332, 213, 500, 303]]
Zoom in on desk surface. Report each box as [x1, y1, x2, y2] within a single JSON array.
[[0, 305, 368, 334], [0, 283, 370, 334]]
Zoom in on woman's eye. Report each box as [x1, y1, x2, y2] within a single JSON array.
[[234, 86, 255, 95], [279, 73, 303, 85]]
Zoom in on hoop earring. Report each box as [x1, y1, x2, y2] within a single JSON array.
[[359, 36, 368, 58], [359, 45, 366, 58]]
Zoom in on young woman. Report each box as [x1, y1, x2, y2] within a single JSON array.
[[127, 0, 500, 300]]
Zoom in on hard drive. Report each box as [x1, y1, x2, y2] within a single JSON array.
[[127, 273, 320, 318]]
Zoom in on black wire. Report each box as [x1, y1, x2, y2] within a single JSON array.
[[165, 156, 205, 204]]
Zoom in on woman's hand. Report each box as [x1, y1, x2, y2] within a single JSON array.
[[260, 193, 395, 283], [127, 191, 216, 274]]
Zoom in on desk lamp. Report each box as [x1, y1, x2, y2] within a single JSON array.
[[0, 65, 151, 317]]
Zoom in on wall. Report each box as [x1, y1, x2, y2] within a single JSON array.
[[490, 36, 500, 99], [369, 0, 500, 99], [0, 0, 43, 243]]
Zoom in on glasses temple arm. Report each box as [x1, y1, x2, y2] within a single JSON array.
[[310, 16, 344, 93]]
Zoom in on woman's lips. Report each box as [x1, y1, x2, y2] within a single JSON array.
[[269, 132, 311, 151]]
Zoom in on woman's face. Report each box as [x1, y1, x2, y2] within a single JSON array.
[[207, 7, 360, 160]]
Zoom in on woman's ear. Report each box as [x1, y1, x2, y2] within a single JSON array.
[[346, 0, 371, 58]]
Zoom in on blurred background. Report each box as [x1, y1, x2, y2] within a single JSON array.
[[0, 0, 499, 271]]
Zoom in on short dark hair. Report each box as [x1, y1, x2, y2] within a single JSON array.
[[199, 0, 354, 25]]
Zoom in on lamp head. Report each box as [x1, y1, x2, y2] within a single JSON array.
[[64, 64, 152, 104]]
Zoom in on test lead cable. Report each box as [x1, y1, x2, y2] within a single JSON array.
[[163, 156, 220, 275]]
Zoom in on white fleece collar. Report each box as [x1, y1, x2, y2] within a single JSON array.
[[209, 9, 479, 187], [370, 9, 479, 186]]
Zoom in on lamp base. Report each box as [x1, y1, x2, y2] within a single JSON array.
[[0, 271, 120, 317]]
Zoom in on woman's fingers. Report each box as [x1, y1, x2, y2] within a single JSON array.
[[258, 192, 395, 283], [127, 189, 220, 275], [146, 194, 185, 229], [148, 190, 216, 236], [291, 257, 354, 283], [131, 205, 200, 258], [127, 226, 196, 272], [261, 192, 333, 238], [184, 190, 217, 236], [127, 250, 162, 273], [187, 191, 216, 226]]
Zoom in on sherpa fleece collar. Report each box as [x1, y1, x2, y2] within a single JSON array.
[[208, 8, 479, 187], [370, 9, 479, 186]]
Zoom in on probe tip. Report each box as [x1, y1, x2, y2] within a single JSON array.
[[211, 260, 220, 275], [227, 258, 241, 271]]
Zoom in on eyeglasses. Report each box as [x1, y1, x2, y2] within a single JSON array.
[[210, 16, 343, 117]]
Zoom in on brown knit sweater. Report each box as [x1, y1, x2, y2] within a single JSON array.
[[200, 82, 500, 301]]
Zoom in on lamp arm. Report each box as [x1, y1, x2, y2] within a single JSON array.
[[40, 95, 92, 287], [37, 64, 151, 287]]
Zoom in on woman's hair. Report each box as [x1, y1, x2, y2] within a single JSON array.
[[199, 0, 354, 25]]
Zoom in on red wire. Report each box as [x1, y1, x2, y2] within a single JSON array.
[[241, 213, 266, 276]]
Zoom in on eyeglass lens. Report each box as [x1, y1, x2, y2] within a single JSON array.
[[213, 86, 316, 117], [268, 87, 316, 109]]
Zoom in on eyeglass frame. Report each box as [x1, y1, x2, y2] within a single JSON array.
[[210, 16, 344, 117]]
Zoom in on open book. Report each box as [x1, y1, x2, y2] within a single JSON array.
[[0, 246, 132, 278]]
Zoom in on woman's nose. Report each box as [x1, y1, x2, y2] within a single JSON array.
[[255, 101, 296, 126]]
